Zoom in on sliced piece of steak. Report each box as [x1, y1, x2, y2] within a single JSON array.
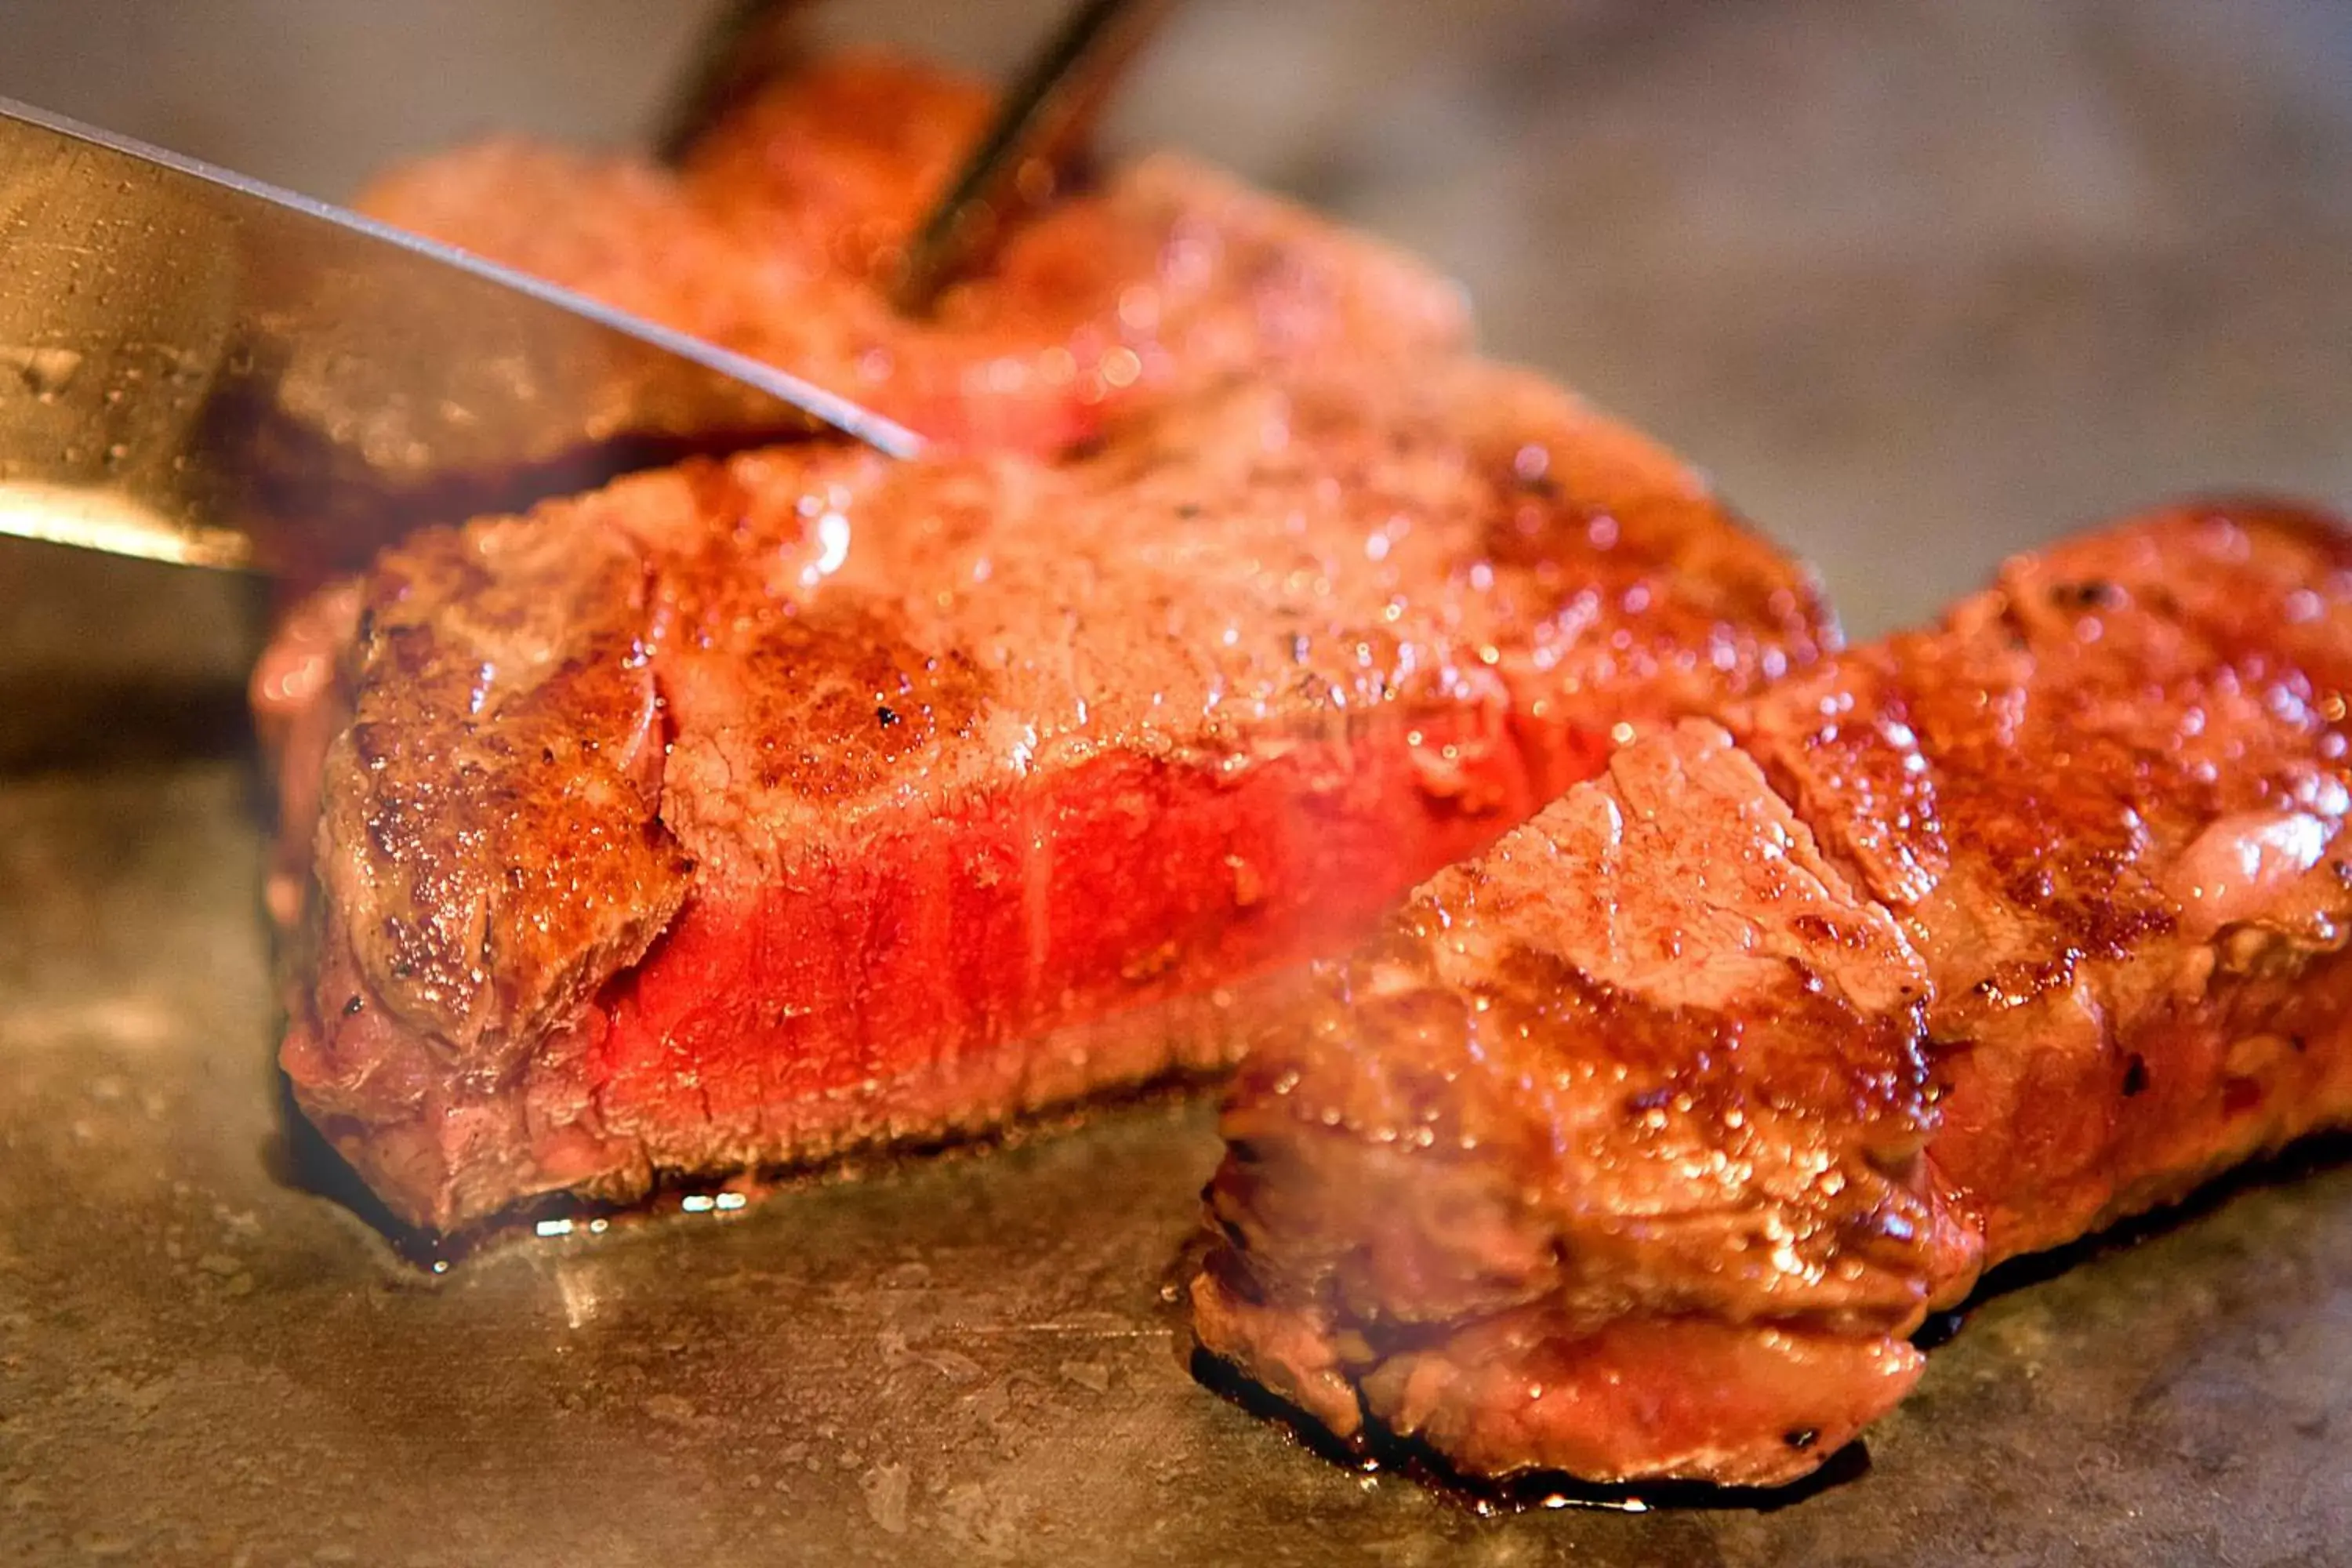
[[1193, 499, 2352, 1487], [270, 363, 1828, 1234], [357, 52, 1468, 457]]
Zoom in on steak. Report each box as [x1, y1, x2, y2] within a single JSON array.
[[357, 52, 1469, 457], [1192, 499, 2352, 1486], [252, 45, 1472, 929], [266, 361, 1829, 1234]]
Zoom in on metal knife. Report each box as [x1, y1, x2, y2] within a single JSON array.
[[0, 97, 922, 576]]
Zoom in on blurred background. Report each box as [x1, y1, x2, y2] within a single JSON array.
[[3, 0, 2350, 647]]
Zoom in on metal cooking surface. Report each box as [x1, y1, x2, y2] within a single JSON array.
[[7, 2, 2352, 1563]]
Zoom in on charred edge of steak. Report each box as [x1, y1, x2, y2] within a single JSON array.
[[1181, 1313, 1882, 1508]]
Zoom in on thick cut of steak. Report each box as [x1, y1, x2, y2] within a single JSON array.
[[271, 365, 1828, 1234], [1193, 500, 2352, 1487], [358, 53, 1467, 457]]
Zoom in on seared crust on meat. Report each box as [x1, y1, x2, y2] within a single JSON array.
[[1193, 499, 2352, 1486], [273, 364, 1828, 1232], [358, 53, 1468, 457], [321, 514, 690, 1054]]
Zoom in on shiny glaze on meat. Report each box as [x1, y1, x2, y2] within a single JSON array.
[[358, 53, 1468, 458], [1193, 500, 2352, 1486], [273, 365, 1828, 1232]]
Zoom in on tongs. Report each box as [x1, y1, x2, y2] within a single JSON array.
[[0, 0, 1176, 575], [659, 0, 1176, 313]]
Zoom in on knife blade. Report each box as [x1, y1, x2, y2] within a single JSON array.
[[0, 96, 922, 575]]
